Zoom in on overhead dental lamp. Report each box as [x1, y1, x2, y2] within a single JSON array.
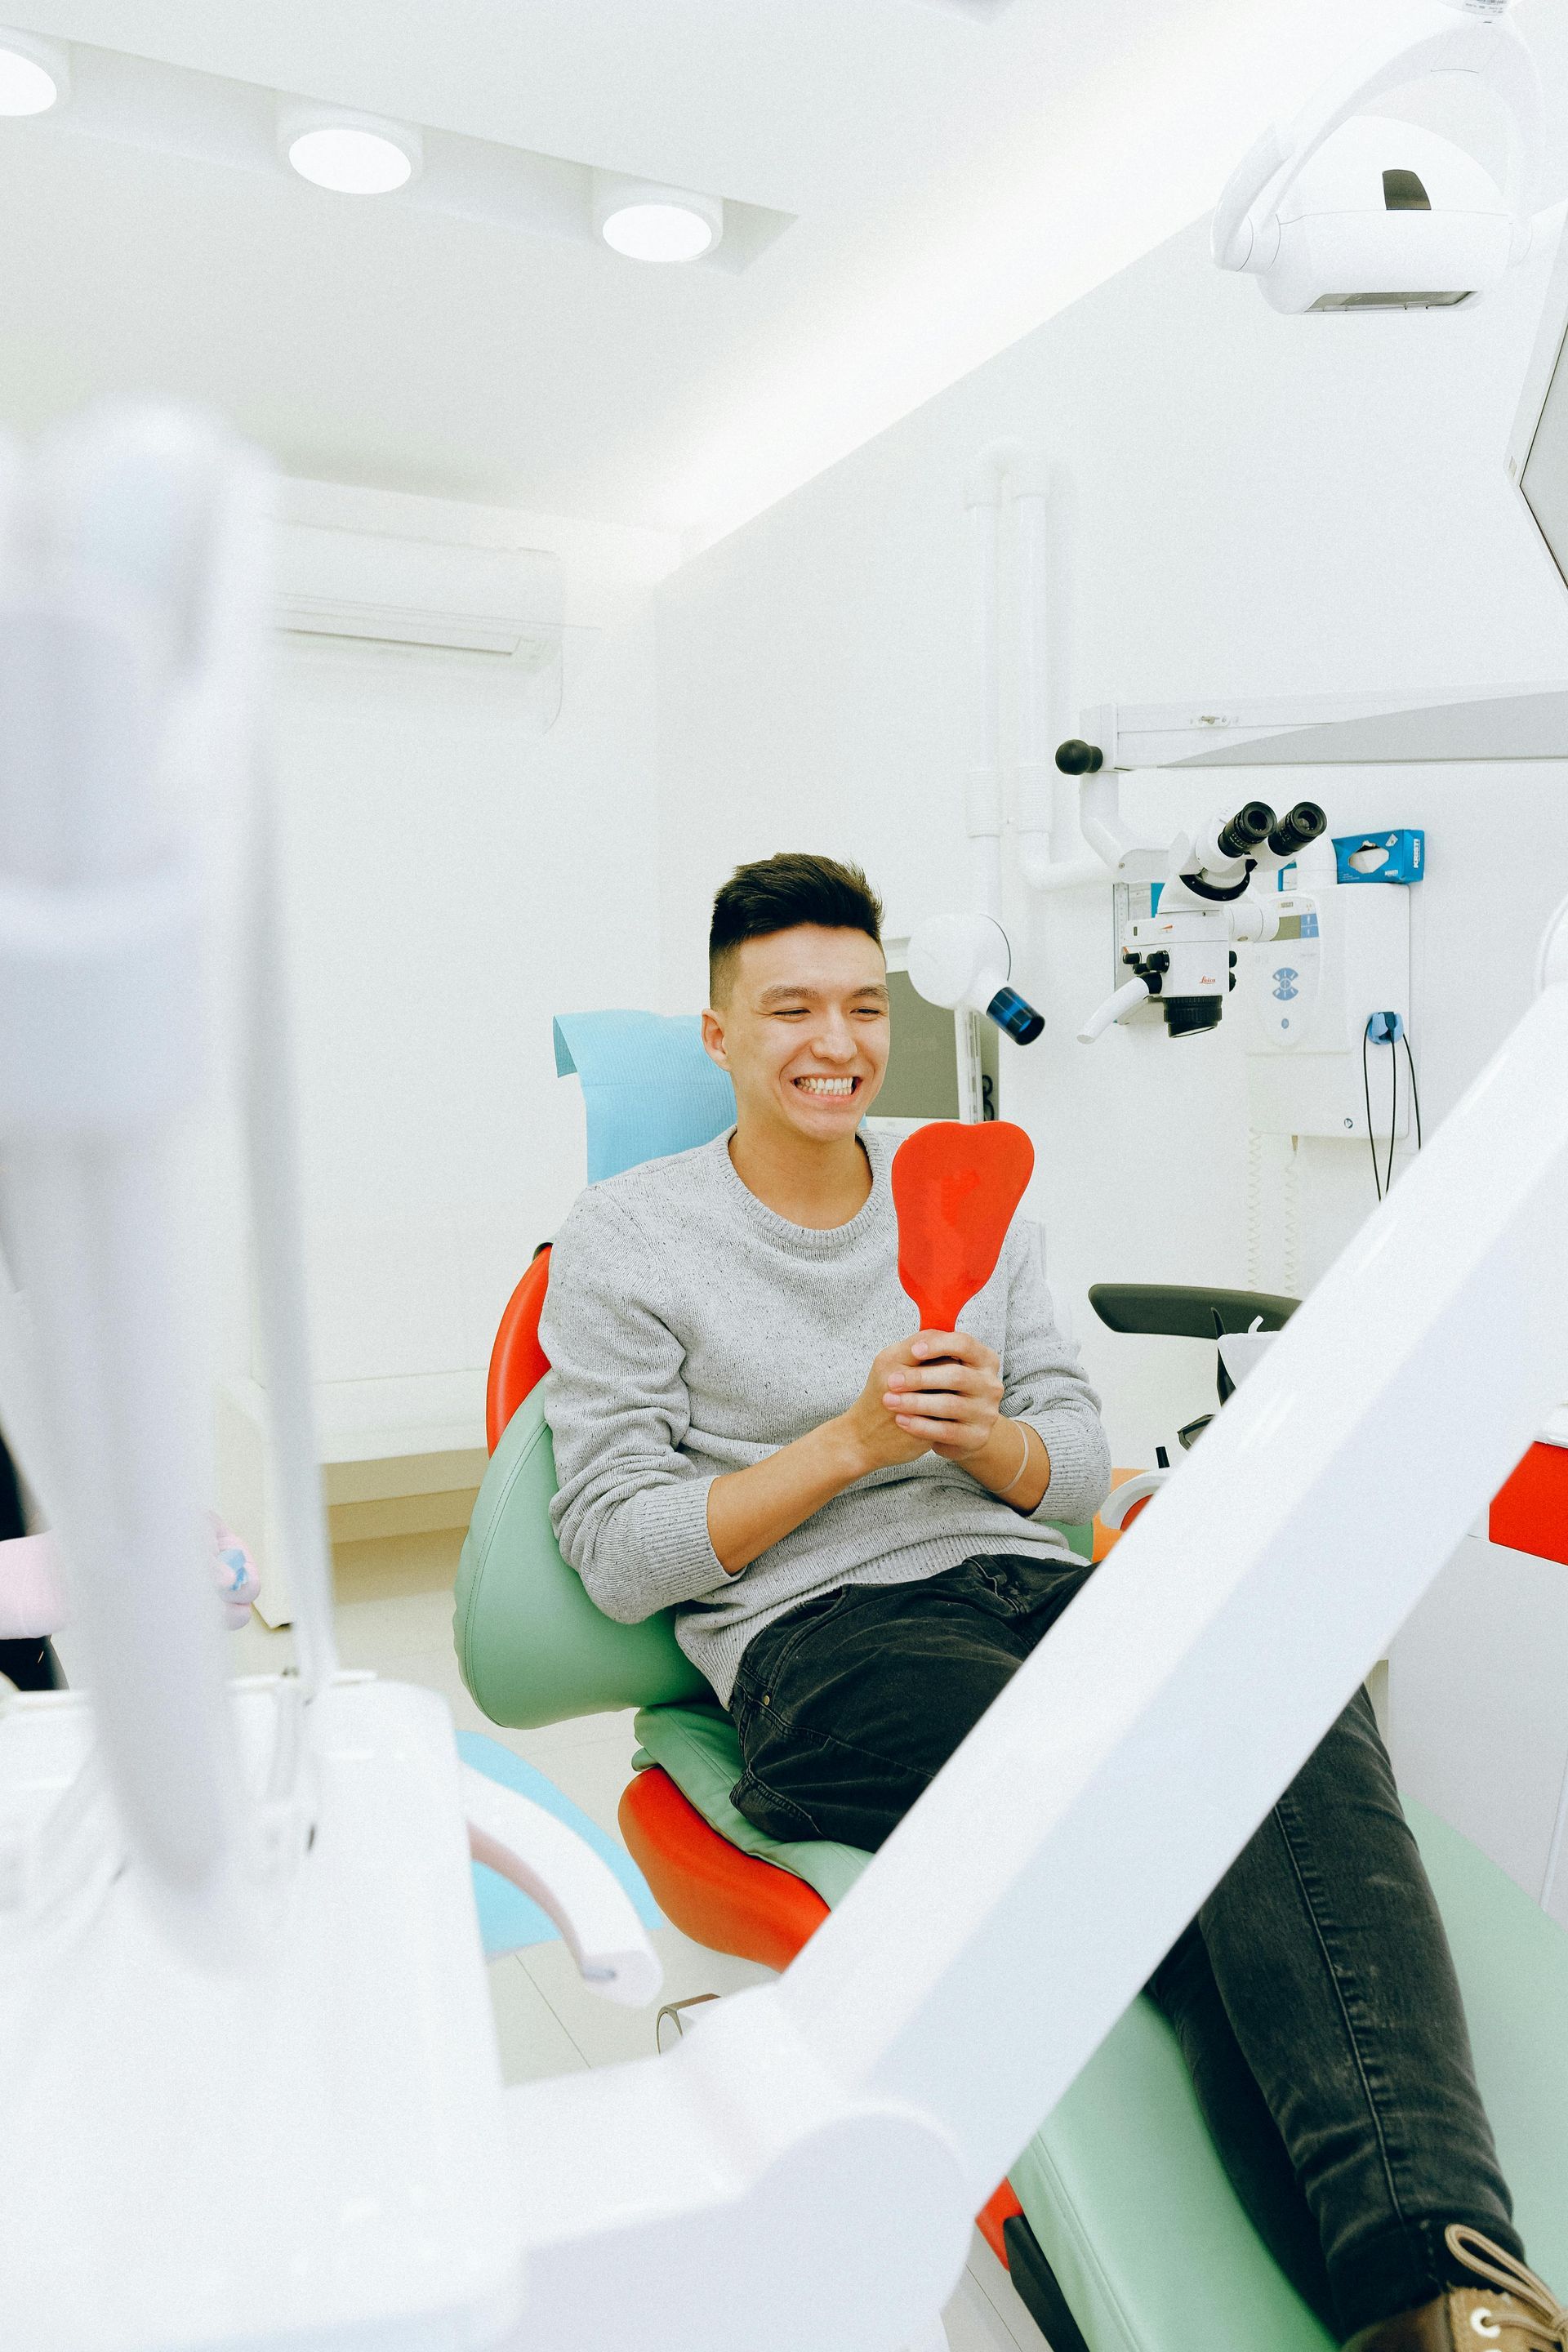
[[1212, 0, 1544, 313]]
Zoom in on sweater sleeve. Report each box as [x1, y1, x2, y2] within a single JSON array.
[[997, 1223, 1112, 1528], [539, 1187, 727, 1623]]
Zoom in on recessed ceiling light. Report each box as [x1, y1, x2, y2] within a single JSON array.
[[592, 173, 723, 264], [278, 104, 421, 196], [0, 29, 69, 117]]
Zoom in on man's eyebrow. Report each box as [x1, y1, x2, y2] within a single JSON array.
[[755, 981, 890, 1006]]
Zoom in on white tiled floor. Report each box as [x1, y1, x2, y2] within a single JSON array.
[[212, 1530, 1053, 2349]]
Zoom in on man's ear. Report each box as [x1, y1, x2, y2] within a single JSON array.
[[700, 1007, 728, 1068]]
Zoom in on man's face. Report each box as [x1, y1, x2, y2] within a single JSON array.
[[702, 924, 890, 1144]]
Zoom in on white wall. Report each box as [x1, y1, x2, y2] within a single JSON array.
[[268, 485, 676, 1414], [653, 215, 1568, 1902]]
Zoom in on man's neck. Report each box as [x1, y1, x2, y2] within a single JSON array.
[[728, 1117, 871, 1230]]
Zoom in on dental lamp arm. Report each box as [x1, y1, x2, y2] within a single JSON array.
[[461, 1765, 661, 2007]]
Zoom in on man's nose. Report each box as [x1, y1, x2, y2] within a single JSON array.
[[809, 1018, 858, 1062]]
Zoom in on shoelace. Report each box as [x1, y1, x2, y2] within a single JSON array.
[[1446, 2226, 1568, 2346]]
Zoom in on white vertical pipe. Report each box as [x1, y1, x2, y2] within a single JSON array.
[[964, 483, 1002, 923], [242, 778, 337, 1699], [1013, 482, 1052, 854], [774, 975, 1568, 2195]]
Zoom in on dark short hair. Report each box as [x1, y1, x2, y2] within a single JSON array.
[[709, 853, 884, 1003]]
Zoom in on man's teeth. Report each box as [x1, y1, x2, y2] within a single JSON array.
[[796, 1076, 856, 1095]]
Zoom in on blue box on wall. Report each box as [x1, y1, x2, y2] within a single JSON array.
[[1332, 829, 1424, 884]]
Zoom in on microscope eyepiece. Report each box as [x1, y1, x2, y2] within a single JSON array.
[[1214, 802, 1276, 861], [1267, 801, 1328, 858]]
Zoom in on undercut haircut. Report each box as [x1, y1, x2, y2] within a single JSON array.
[[709, 853, 884, 1005]]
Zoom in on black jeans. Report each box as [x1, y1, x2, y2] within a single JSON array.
[[728, 1553, 1523, 2342]]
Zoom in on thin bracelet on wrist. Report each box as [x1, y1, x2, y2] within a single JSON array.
[[993, 1419, 1033, 1499]]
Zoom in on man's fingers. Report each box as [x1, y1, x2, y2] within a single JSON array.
[[911, 1329, 987, 1361], [892, 1394, 982, 1426], [893, 1413, 964, 1441], [886, 1333, 973, 1370], [885, 1365, 999, 1397]]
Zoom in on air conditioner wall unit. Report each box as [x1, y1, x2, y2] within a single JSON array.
[[274, 522, 566, 725]]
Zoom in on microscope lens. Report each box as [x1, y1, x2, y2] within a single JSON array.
[[1267, 801, 1327, 856], [1215, 802, 1276, 860]]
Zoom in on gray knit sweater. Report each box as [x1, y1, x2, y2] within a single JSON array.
[[540, 1126, 1111, 1705]]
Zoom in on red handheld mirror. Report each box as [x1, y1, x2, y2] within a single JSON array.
[[890, 1120, 1036, 1331]]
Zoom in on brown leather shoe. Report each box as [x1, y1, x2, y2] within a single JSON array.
[[1343, 2228, 1568, 2350]]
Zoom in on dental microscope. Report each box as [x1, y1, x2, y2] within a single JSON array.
[[1069, 751, 1329, 1045]]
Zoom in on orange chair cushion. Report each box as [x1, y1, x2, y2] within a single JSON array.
[[977, 2180, 1026, 2265], [1490, 1441, 1568, 1566], [618, 1765, 829, 1974], [486, 1246, 553, 1454]]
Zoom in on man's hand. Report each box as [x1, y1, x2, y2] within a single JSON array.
[[837, 1335, 952, 1473], [875, 1330, 1004, 1463], [710, 1330, 1045, 1579]]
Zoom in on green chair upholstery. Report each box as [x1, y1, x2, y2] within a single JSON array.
[[456, 1382, 1568, 2351], [632, 1699, 870, 1907], [455, 1388, 707, 1728]]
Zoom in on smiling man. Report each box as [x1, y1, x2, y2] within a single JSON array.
[[540, 852, 1551, 2352], [542, 852, 1107, 1729]]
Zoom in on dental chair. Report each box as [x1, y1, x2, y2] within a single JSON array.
[[453, 1017, 1568, 2352]]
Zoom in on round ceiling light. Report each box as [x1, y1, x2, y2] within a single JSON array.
[[0, 29, 69, 117], [592, 173, 723, 264], [278, 105, 421, 196]]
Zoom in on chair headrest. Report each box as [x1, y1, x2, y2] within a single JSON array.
[[553, 1011, 736, 1183]]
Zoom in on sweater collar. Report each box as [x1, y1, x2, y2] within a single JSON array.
[[711, 1123, 893, 1253]]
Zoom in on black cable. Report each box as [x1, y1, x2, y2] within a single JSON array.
[[1402, 1031, 1423, 1150], [1383, 1033, 1398, 1198], [1361, 1027, 1383, 1200]]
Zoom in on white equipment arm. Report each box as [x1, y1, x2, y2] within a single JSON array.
[[461, 1765, 661, 2006]]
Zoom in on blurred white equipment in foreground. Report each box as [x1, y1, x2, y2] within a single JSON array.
[[2, 412, 1567, 2352]]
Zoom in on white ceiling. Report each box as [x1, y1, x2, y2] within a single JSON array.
[[1, 0, 1561, 546]]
